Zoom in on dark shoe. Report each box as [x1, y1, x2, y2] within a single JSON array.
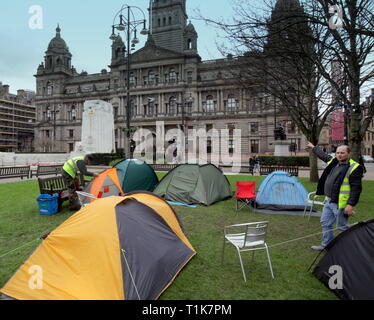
[[311, 245, 325, 251]]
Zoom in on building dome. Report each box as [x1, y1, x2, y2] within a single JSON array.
[[47, 25, 70, 54]]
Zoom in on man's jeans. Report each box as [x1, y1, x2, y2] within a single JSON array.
[[320, 199, 349, 247]]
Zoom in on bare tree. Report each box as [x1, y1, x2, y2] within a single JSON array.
[[196, 0, 336, 181], [301, 0, 374, 160]]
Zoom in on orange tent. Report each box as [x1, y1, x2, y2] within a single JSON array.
[[81, 168, 123, 205]]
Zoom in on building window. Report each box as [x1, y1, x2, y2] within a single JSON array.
[[148, 71, 156, 85], [113, 105, 119, 119], [229, 140, 235, 154], [45, 130, 50, 138], [129, 73, 136, 87], [187, 39, 192, 50], [168, 68, 177, 83], [250, 122, 259, 134], [251, 140, 259, 153], [47, 84, 53, 96], [168, 97, 177, 115], [205, 95, 215, 113], [207, 139, 212, 154], [68, 129, 74, 139], [68, 106, 77, 121], [185, 102, 192, 115], [68, 143, 74, 153], [130, 99, 136, 118], [46, 106, 52, 120], [147, 99, 157, 117], [227, 95, 237, 111]]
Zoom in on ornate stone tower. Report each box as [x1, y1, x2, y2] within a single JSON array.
[[35, 25, 75, 96], [150, 0, 198, 54], [266, 0, 311, 53]]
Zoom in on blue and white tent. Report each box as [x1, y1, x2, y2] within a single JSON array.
[[256, 171, 311, 211]]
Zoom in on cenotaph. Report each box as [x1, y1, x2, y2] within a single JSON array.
[[72, 100, 115, 155]]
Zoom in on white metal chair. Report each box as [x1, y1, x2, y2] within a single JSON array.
[[222, 221, 274, 282], [303, 192, 326, 221], [76, 191, 98, 207]]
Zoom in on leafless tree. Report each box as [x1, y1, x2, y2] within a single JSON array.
[[196, 0, 336, 181], [301, 0, 374, 160], [196, 0, 373, 180]]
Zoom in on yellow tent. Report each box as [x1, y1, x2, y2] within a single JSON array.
[[1, 193, 195, 300]]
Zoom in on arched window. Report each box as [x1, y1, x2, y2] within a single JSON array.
[[71, 105, 77, 121], [130, 99, 136, 118], [169, 16, 172, 25], [147, 98, 155, 116], [46, 105, 52, 120], [129, 72, 136, 87], [113, 104, 119, 119], [227, 94, 237, 110], [47, 82, 53, 96], [187, 39, 192, 50], [169, 97, 177, 115], [206, 95, 215, 113]]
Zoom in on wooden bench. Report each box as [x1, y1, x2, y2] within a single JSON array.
[[38, 174, 86, 206], [0, 166, 31, 180], [31, 165, 63, 178], [259, 166, 299, 177], [150, 164, 178, 171]]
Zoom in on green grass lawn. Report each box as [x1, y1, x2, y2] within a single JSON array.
[[1, 174, 373, 300]]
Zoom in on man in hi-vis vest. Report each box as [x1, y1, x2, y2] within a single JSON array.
[[62, 154, 98, 210], [307, 143, 363, 251]]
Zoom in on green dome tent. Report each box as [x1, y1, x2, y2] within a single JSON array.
[[113, 159, 159, 193], [153, 163, 232, 206]]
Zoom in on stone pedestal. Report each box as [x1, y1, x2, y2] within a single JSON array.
[[73, 100, 115, 155], [274, 140, 291, 156]]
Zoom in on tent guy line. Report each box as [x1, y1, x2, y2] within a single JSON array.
[[0, 222, 360, 260], [0, 238, 40, 259], [267, 222, 359, 249]]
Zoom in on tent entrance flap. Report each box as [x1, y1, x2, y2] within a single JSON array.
[[115, 199, 196, 300]]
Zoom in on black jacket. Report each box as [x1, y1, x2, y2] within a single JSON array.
[[313, 146, 363, 206]]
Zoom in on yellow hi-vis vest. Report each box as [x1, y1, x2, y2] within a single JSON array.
[[326, 158, 360, 209], [63, 156, 85, 178]]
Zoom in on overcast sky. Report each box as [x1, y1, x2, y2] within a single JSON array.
[[0, 0, 240, 93]]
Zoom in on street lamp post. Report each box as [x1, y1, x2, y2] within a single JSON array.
[[52, 104, 60, 152], [110, 4, 148, 159]]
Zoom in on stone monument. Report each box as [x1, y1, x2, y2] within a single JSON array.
[[73, 100, 115, 155]]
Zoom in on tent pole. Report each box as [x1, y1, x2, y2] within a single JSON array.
[[121, 249, 141, 300]]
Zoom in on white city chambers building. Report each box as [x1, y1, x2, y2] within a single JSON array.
[[33, 0, 310, 163]]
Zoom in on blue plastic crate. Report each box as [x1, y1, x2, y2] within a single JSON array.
[[37, 194, 59, 215]]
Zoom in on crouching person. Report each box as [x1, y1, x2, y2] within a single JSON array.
[[62, 154, 98, 211]]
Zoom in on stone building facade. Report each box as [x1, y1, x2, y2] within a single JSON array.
[[33, 0, 307, 161], [0, 83, 36, 152]]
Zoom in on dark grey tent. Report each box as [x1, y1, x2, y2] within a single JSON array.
[[153, 163, 232, 206], [312, 219, 374, 300]]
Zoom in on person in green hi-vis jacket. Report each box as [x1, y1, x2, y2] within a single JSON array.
[[307, 142, 363, 251], [62, 154, 98, 210]]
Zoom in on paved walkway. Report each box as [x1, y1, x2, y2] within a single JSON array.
[[1, 164, 374, 184]]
